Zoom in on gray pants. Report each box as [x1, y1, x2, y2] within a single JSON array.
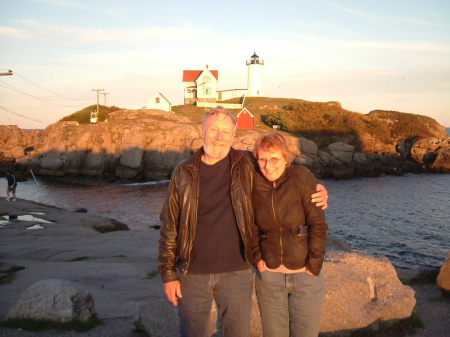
[[256, 270, 325, 337], [178, 269, 253, 337]]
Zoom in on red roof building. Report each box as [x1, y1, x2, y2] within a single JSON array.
[[236, 108, 255, 129], [183, 70, 218, 82]]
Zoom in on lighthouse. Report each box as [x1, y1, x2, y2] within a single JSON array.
[[246, 52, 264, 97]]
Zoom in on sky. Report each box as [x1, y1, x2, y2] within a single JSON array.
[[1, 0, 449, 129]]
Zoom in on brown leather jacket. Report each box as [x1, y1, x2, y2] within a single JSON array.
[[252, 165, 328, 276], [159, 148, 258, 283]]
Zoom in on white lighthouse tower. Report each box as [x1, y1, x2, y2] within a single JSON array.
[[246, 52, 264, 97]]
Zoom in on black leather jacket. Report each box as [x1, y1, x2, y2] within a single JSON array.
[[252, 165, 327, 276], [159, 148, 258, 283]]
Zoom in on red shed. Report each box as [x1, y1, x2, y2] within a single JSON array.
[[236, 108, 255, 129]]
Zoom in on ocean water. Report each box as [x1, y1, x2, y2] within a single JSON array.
[[1, 174, 449, 270]]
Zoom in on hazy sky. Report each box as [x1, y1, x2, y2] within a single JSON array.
[[1, 0, 449, 129]]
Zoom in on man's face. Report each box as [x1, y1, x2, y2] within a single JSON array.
[[202, 113, 235, 161]]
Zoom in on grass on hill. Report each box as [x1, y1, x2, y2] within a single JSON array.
[[60, 98, 444, 152], [172, 97, 444, 151], [60, 105, 121, 124]]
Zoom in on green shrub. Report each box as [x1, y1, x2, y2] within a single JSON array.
[[60, 105, 121, 124]]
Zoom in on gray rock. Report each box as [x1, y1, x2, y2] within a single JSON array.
[[40, 154, 63, 171], [328, 142, 355, 163], [320, 251, 416, 334], [294, 155, 314, 167], [115, 165, 139, 179], [328, 142, 355, 152], [81, 151, 104, 176], [6, 279, 95, 323], [353, 152, 368, 164], [299, 136, 318, 155], [120, 147, 144, 169], [136, 298, 180, 337], [437, 252, 450, 291], [329, 150, 354, 163]]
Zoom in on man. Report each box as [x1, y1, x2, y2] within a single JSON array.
[[159, 107, 328, 337], [6, 170, 17, 202]]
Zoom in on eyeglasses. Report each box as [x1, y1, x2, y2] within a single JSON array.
[[257, 157, 283, 166]]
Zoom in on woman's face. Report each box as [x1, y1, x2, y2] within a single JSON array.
[[257, 146, 287, 182]]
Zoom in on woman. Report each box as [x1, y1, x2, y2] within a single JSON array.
[[252, 133, 327, 337]]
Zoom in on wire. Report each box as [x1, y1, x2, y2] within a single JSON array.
[[0, 106, 52, 125], [12, 71, 92, 101], [0, 80, 86, 108]]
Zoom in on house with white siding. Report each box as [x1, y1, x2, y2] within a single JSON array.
[[144, 92, 172, 111]]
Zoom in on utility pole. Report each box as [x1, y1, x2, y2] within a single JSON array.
[[100, 92, 110, 106], [0, 70, 13, 76], [92, 88, 104, 112]]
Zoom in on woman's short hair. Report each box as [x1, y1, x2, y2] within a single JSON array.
[[253, 132, 293, 166], [202, 106, 237, 129]]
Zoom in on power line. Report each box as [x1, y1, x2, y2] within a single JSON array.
[[12, 71, 91, 101], [0, 106, 52, 125], [0, 80, 86, 108]]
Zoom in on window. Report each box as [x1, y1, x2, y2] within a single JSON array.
[[155, 97, 160, 104]]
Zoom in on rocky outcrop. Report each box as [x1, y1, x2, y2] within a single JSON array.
[[0, 199, 129, 232], [6, 279, 95, 323], [0, 110, 201, 180], [409, 137, 450, 172], [437, 252, 450, 291], [137, 240, 416, 337], [1, 109, 447, 180]]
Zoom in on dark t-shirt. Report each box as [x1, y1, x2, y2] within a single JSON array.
[[7, 175, 16, 187], [188, 154, 248, 274]]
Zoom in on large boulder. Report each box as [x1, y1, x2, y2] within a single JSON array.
[[137, 242, 416, 337], [299, 136, 318, 156], [328, 142, 355, 163], [6, 279, 95, 323], [319, 251, 416, 334], [437, 252, 450, 291]]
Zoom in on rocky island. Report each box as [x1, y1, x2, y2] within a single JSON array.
[[0, 98, 449, 181]]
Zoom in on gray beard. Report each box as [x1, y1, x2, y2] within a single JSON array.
[[203, 144, 230, 161]]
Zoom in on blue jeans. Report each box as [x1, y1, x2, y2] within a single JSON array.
[[255, 270, 325, 337], [178, 269, 253, 337]]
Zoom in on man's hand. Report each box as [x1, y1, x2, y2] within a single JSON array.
[[163, 280, 182, 307], [256, 259, 267, 272], [311, 183, 328, 210]]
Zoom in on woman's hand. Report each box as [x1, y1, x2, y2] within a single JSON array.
[[311, 183, 328, 210], [257, 259, 267, 272]]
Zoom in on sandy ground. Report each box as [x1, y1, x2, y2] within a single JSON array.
[[0, 198, 448, 337]]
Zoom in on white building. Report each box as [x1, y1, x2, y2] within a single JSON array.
[[246, 52, 264, 97], [144, 92, 172, 111], [182, 53, 264, 105], [183, 67, 219, 105]]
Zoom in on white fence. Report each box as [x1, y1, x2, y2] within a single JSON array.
[[196, 102, 243, 109]]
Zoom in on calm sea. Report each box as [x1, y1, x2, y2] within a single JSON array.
[[1, 174, 449, 270]]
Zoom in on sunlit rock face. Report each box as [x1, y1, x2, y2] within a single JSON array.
[[437, 252, 450, 291], [1, 109, 448, 180]]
